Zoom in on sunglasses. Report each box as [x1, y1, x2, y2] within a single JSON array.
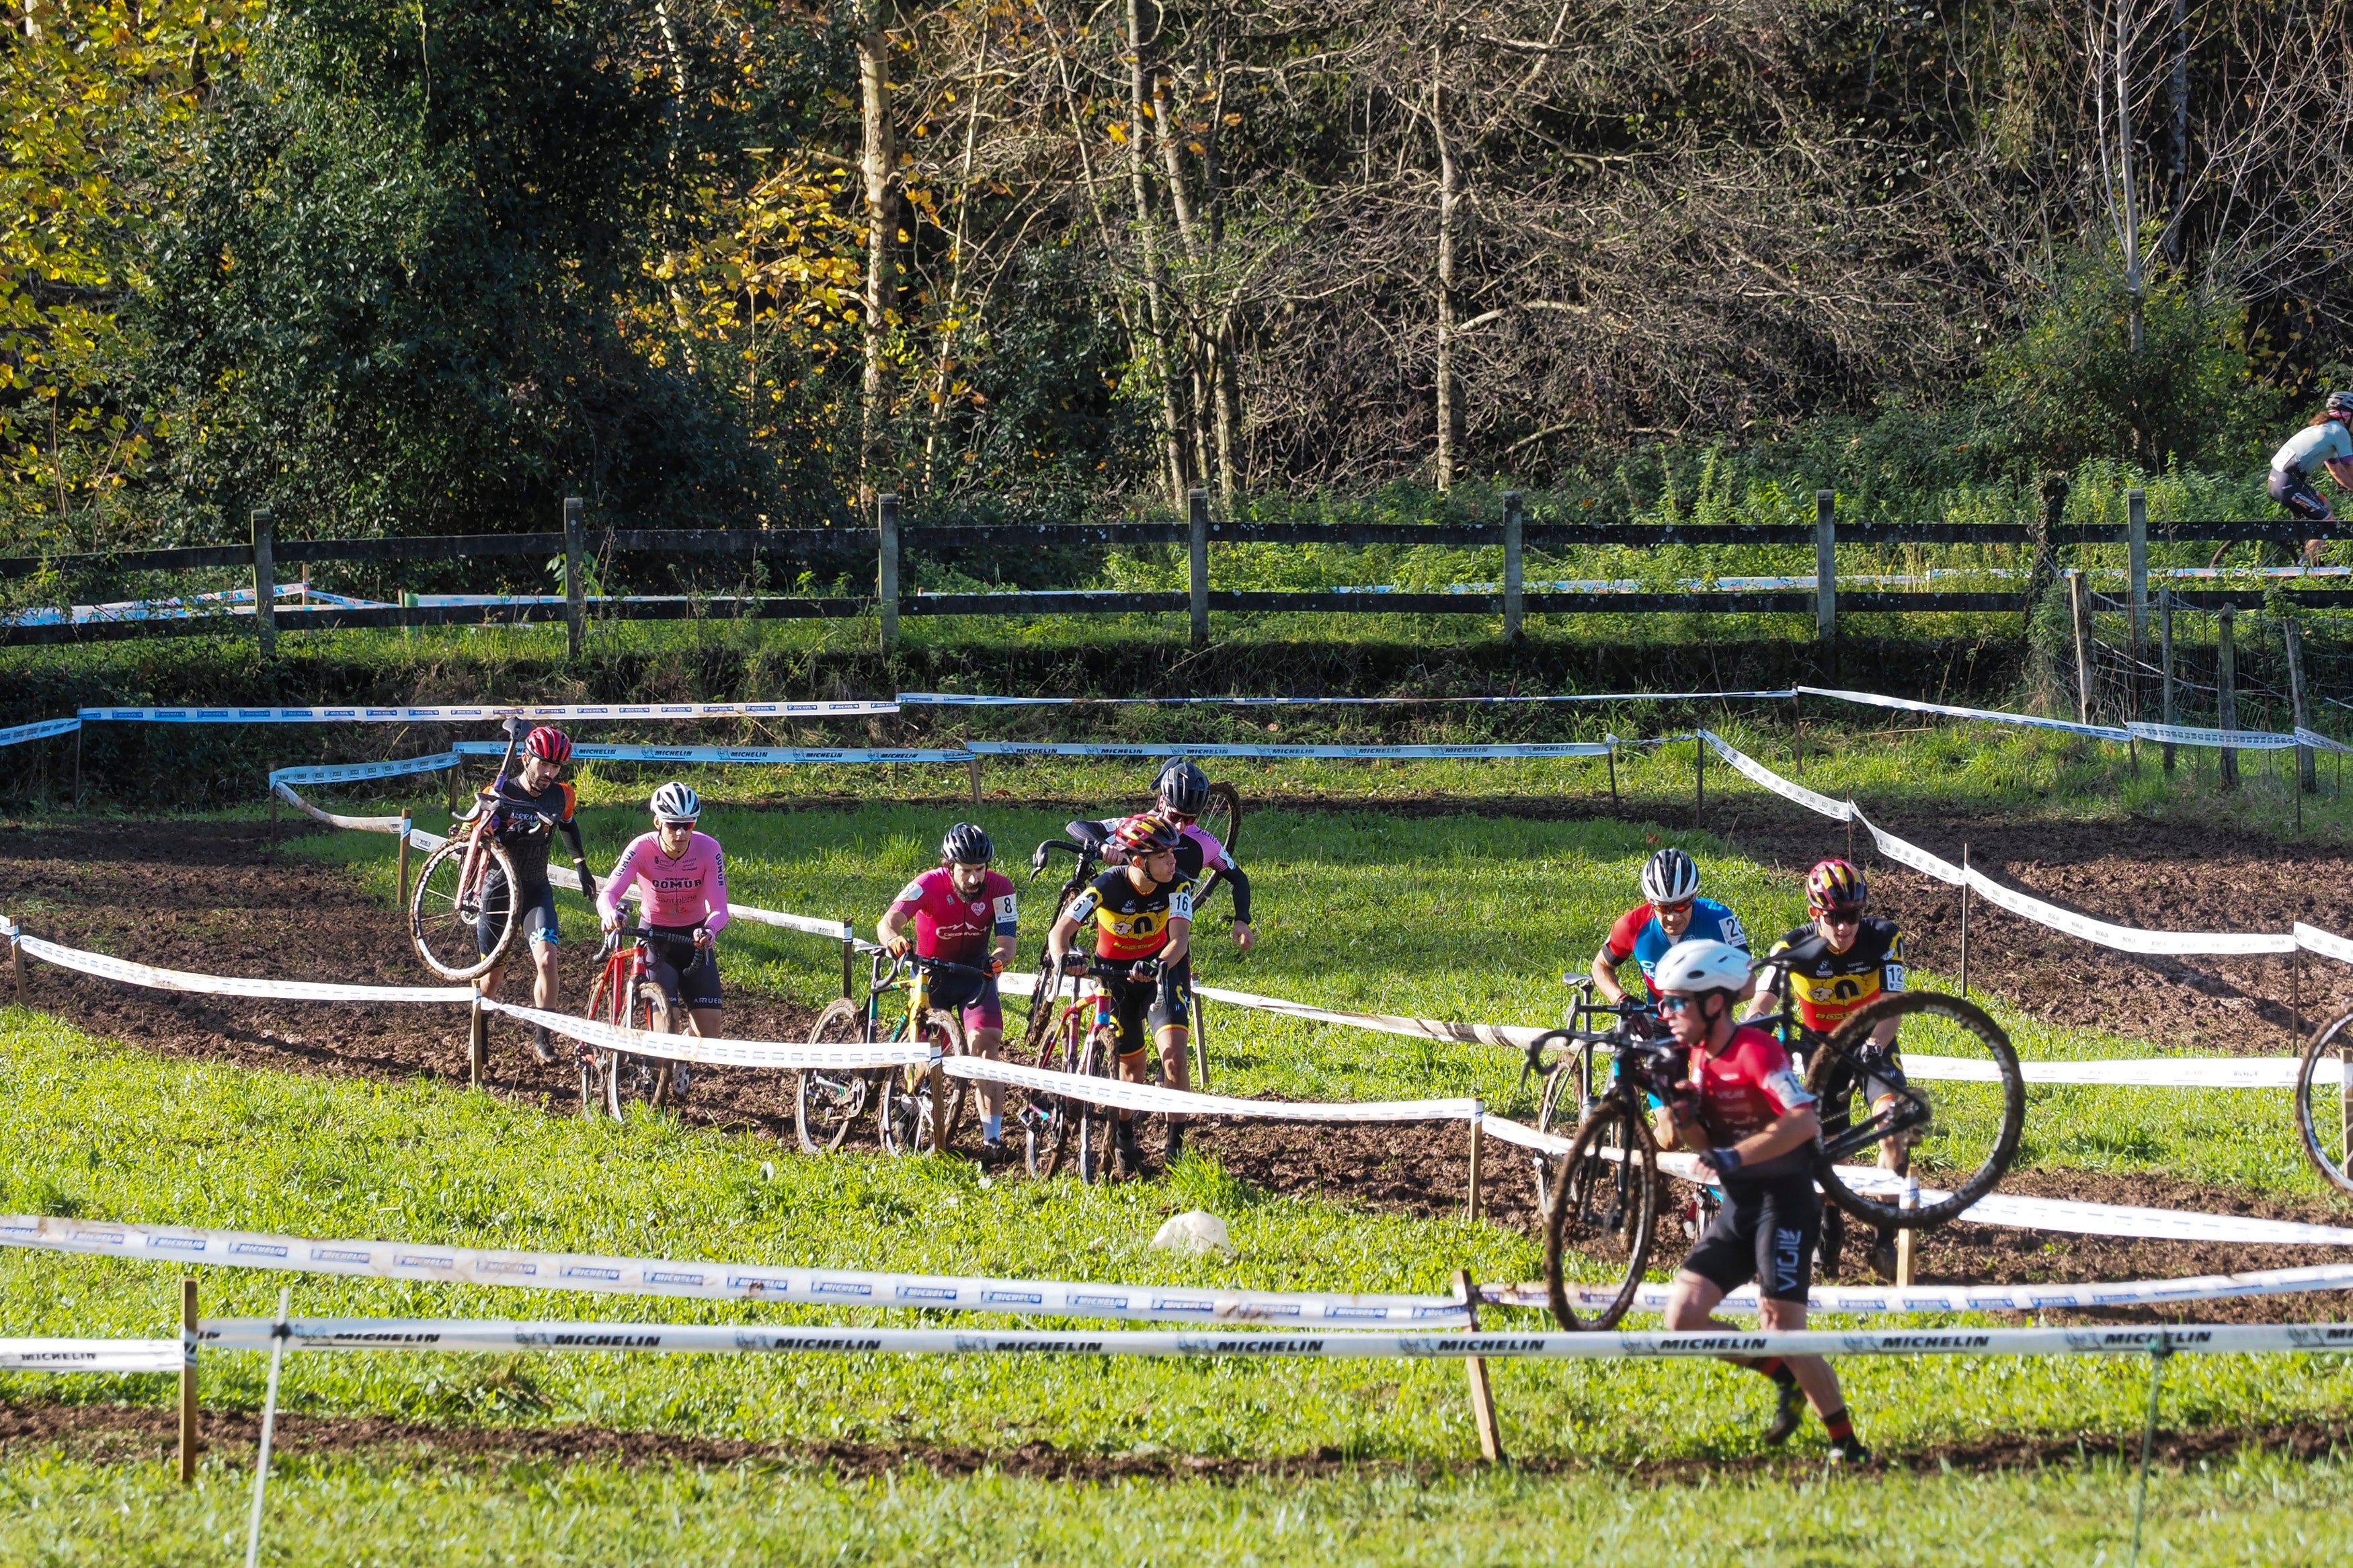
[[1654, 899, 1695, 916], [1814, 907, 1866, 926], [1656, 995, 1697, 1014]]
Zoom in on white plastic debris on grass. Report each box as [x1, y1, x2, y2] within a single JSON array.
[[1150, 1211, 1233, 1257]]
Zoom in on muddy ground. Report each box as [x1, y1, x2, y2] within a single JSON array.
[[2, 815, 2350, 1317]]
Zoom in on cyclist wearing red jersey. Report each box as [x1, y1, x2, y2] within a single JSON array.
[[1044, 813, 1195, 1177], [1746, 858, 1909, 1279], [880, 823, 1019, 1159], [463, 723, 592, 1064], [598, 782, 729, 1044], [1652, 939, 1866, 1462]]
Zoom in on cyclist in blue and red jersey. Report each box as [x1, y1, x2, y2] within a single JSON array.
[[879, 822, 1019, 1159], [1591, 848, 1751, 1008], [1650, 939, 1866, 1463]]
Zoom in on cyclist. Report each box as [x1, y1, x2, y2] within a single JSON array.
[[598, 784, 729, 1065], [880, 822, 1019, 1159], [1072, 758, 1255, 951], [463, 723, 592, 1065], [1651, 938, 1866, 1462], [1591, 846, 1749, 1007], [1043, 813, 1195, 1178], [2247, 390, 2353, 568], [1747, 857, 1910, 1280]]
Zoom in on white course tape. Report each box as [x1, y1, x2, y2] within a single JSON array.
[[10, 929, 476, 1004], [2128, 721, 2299, 751], [481, 999, 934, 1072], [900, 690, 1798, 707], [1797, 688, 2132, 742], [0, 1338, 186, 1372], [1852, 804, 1966, 884], [81, 702, 895, 723], [1698, 730, 1853, 821], [272, 781, 408, 833], [0, 716, 81, 749], [941, 1054, 1480, 1123], [1503, 1261, 2353, 1315], [965, 740, 1609, 759], [997, 971, 1550, 1050], [194, 1317, 2353, 1360], [268, 751, 458, 788], [2295, 923, 2353, 966], [453, 742, 972, 765], [0, 1216, 1463, 1326], [2297, 727, 2353, 757]]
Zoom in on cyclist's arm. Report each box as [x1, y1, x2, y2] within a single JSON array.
[[1590, 946, 1628, 1004], [990, 889, 1018, 973], [1220, 860, 1252, 923], [699, 845, 730, 937], [877, 906, 914, 955], [1723, 1102, 1820, 1167], [556, 815, 594, 905], [1160, 912, 1191, 967], [2326, 456, 2353, 493], [596, 840, 641, 927], [1045, 907, 1084, 968]]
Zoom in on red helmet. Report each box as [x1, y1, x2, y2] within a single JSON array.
[[524, 725, 573, 764], [1111, 813, 1181, 855], [1805, 858, 1868, 913]]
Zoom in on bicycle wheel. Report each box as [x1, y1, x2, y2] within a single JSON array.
[[1203, 782, 1242, 856], [2295, 1007, 2353, 1196], [603, 980, 676, 1118], [1073, 1026, 1121, 1184], [1806, 991, 2024, 1229], [409, 835, 520, 981], [578, 965, 616, 1120], [1528, 1046, 1587, 1218], [1544, 1097, 1659, 1330], [796, 998, 873, 1153], [878, 1009, 969, 1155], [1026, 1006, 1082, 1179]]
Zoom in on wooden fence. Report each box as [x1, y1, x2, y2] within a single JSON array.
[[3, 487, 2348, 653]]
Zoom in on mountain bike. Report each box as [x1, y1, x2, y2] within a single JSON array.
[[2295, 1005, 2353, 1196], [578, 921, 692, 1117]]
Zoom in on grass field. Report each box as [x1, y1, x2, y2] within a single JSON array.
[[5, 755, 2352, 1563]]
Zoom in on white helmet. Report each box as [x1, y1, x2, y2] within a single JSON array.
[[1651, 939, 1751, 995], [1640, 847, 1701, 905], [649, 782, 701, 823]]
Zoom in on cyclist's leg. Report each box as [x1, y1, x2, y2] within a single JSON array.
[[658, 927, 723, 1038], [1148, 958, 1193, 1152], [474, 868, 515, 999], [1670, 1184, 1808, 1404], [523, 882, 561, 1010], [960, 976, 1006, 1137], [1753, 1178, 1856, 1447]]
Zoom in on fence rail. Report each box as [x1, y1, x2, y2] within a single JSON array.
[[3, 487, 2342, 652]]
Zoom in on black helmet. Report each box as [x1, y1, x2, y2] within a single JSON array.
[[1156, 757, 1211, 817], [941, 822, 994, 865]]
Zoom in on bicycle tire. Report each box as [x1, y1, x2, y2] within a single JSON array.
[[1544, 1097, 1659, 1330], [796, 998, 872, 1153], [599, 980, 676, 1117], [1073, 1026, 1119, 1184], [409, 834, 520, 981], [878, 1009, 969, 1156], [2295, 1006, 2353, 1196], [1203, 782, 1243, 856], [578, 965, 613, 1120], [1805, 990, 2024, 1229], [1529, 1047, 1585, 1217], [1028, 1005, 1082, 1179]]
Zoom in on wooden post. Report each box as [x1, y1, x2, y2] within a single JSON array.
[[1605, 740, 1618, 811], [840, 936, 854, 1002], [1187, 487, 1209, 651], [72, 726, 81, 807], [446, 763, 462, 813], [2288, 616, 2317, 795], [965, 755, 984, 806], [1845, 797, 1855, 865], [1464, 1104, 1484, 1222], [563, 496, 586, 661], [1792, 692, 1804, 777], [251, 506, 276, 656], [877, 491, 900, 655], [2218, 605, 2239, 790], [1501, 490, 1523, 643], [1958, 843, 1970, 998], [397, 813, 413, 908], [177, 1276, 198, 1484], [2159, 589, 2177, 773], [928, 1059, 949, 1151], [2127, 487, 2149, 655], [11, 930, 24, 1007], [468, 995, 488, 1088], [2069, 571, 2094, 726], [2291, 952, 2302, 1050], [1693, 734, 1704, 823], [1191, 989, 1211, 1091], [1813, 490, 1836, 649], [1453, 1268, 1504, 1464]]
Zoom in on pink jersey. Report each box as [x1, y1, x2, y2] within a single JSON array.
[[886, 866, 1018, 963], [598, 831, 731, 934]]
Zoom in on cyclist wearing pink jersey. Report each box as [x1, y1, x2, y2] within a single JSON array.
[[880, 822, 1019, 1158], [1078, 759, 1255, 950], [598, 782, 729, 1040]]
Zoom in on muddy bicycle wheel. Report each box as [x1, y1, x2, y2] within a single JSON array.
[[878, 1009, 968, 1155], [1806, 991, 2023, 1229], [796, 998, 873, 1153], [1073, 1027, 1123, 1184], [2295, 1007, 2353, 1196], [1202, 782, 1242, 856], [1544, 1098, 1659, 1330], [1527, 1036, 1589, 1219], [1025, 1006, 1083, 1178], [409, 834, 519, 981], [601, 981, 675, 1118]]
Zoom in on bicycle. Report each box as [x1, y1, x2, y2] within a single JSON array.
[[1536, 985, 2025, 1328], [1019, 952, 1168, 1182], [2294, 1005, 2353, 1196], [577, 921, 695, 1118], [791, 947, 986, 1157], [408, 725, 596, 981]]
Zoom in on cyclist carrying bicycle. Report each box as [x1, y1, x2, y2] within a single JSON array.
[[1651, 939, 1866, 1462], [598, 783, 729, 1052], [1076, 759, 1254, 951], [1746, 857, 1910, 1280], [1591, 846, 1749, 1007], [880, 822, 1019, 1159], [463, 723, 592, 1064], [1044, 813, 1196, 1178]]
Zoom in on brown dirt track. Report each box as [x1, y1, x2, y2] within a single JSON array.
[[3, 813, 2353, 1321]]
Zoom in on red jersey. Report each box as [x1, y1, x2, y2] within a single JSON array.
[[1687, 1024, 1817, 1182], [886, 867, 1018, 964]]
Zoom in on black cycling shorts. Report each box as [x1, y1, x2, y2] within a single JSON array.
[[644, 925, 723, 1012], [1103, 954, 1192, 1057], [478, 869, 561, 954], [2272, 467, 2331, 525], [924, 965, 1004, 1031], [1679, 1172, 1821, 1305]]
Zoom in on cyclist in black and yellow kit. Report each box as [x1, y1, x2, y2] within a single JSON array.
[[1747, 858, 1910, 1279]]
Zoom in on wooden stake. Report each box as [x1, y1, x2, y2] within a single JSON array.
[[928, 1060, 949, 1152], [1191, 988, 1211, 1091], [72, 726, 82, 806], [840, 937, 855, 1002], [10, 932, 22, 1008], [1465, 1104, 1484, 1223], [965, 755, 984, 807], [1693, 735, 1705, 824], [1895, 1227, 1917, 1288], [1453, 1268, 1505, 1464], [1605, 742, 1618, 811], [468, 996, 488, 1089], [1958, 843, 1971, 998], [177, 1276, 198, 1484], [397, 814, 413, 909], [446, 764, 461, 813], [2291, 953, 2303, 1050]]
